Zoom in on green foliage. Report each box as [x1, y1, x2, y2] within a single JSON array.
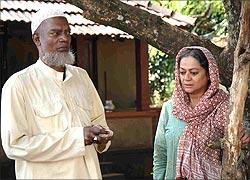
[[149, 46, 175, 107], [152, 0, 227, 38], [182, 1, 227, 38]]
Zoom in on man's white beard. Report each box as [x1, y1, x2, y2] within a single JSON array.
[[41, 51, 75, 67]]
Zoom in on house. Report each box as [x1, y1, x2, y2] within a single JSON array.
[[0, 0, 195, 178]]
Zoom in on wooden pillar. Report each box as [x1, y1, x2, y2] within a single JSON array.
[[76, 35, 98, 88], [0, 20, 9, 164], [135, 39, 150, 111], [0, 22, 3, 92], [0, 21, 7, 95]]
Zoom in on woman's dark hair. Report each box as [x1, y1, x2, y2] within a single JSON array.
[[179, 48, 209, 73]]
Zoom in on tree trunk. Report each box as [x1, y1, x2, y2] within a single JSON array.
[[222, 1, 250, 179], [219, 0, 241, 87]]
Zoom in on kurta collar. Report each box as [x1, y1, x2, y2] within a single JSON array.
[[36, 59, 73, 82]]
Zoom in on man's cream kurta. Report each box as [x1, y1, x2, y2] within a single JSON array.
[[1, 60, 111, 179]]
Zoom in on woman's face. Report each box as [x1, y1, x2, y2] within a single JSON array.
[[179, 56, 209, 96]]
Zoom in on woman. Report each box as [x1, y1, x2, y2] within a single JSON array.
[[153, 46, 230, 179]]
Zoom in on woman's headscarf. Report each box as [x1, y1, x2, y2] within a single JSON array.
[[172, 46, 229, 180]]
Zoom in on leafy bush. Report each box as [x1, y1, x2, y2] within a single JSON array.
[[149, 46, 175, 107]]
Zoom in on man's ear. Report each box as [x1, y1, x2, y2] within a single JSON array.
[[32, 33, 41, 47]]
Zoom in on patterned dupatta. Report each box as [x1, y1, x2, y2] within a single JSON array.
[[172, 46, 229, 179]]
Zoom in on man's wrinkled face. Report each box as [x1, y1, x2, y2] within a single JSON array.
[[34, 17, 74, 67], [38, 16, 71, 54]]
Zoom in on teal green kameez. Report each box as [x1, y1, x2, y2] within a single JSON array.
[[153, 100, 187, 180]]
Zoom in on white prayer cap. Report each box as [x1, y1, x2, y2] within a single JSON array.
[[31, 4, 67, 34]]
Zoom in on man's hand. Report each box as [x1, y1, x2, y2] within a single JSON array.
[[97, 129, 114, 145], [83, 125, 113, 146], [84, 125, 107, 145]]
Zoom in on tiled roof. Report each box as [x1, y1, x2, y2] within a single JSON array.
[[0, 0, 196, 38], [122, 1, 196, 27]]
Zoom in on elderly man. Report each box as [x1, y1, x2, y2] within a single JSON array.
[[1, 5, 113, 179]]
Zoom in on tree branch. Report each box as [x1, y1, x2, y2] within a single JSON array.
[[66, 0, 222, 59], [192, 3, 212, 34]]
